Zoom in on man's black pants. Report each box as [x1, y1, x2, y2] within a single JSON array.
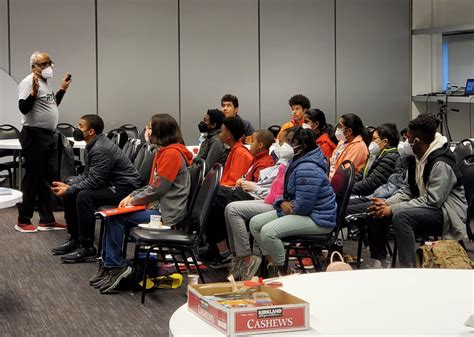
[[63, 187, 129, 248], [17, 127, 57, 224]]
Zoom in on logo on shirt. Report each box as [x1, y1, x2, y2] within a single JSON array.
[[46, 93, 55, 102]]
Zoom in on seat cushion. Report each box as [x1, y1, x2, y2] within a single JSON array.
[[130, 227, 195, 246]]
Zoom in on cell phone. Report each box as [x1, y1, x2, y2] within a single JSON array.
[[66, 74, 72, 81]]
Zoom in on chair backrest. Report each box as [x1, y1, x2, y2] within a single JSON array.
[[188, 163, 222, 236], [0, 124, 20, 157], [267, 125, 281, 139], [458, 155, 474, 209], [137, 144, 157, 185], [56, 123, 75, 138], [453, 138, 474, 167], [331, 160, 355, 230], [122, 138, 140, 162], [186, 158, 205, 213], [119, 124, 139, 139], [107, 128, 129, 149]]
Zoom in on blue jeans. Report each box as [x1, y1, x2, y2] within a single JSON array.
[[102, 209, 160, 268]]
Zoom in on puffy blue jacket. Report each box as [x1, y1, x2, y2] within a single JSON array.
[[274, 147, 337, 228]]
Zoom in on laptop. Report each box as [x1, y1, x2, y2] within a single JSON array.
[[464, 79, 474, 96]]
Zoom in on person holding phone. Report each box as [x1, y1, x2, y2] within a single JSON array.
[[16, 51, 72, 233]]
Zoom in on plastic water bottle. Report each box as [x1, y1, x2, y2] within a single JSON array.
[[446, 82, 452, 95]]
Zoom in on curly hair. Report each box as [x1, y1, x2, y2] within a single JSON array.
[[222, 116, 246, 141], [408, 114, 439, 144], [207, 109, 225, 129], [288, 94, 311, 110]]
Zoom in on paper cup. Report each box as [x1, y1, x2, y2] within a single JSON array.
[[188, 274, 199, 285], [150, 214, 162, 225]]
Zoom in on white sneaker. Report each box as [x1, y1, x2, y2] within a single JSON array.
[[369, 258, 383, 269]]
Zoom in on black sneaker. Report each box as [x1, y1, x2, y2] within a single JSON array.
[[89, 260, 108, 286], [209, 254, 233, 269], [198, 245, 220, 262], [99, 266, 132, 294], [51, 239, 79, 255], [60, 247, 97, 264]]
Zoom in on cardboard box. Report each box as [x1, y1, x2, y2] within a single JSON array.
[[188, 282, 309, 336]]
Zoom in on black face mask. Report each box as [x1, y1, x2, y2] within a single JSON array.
[[73, 128, 86, 141], [198, 121, 209, 133]]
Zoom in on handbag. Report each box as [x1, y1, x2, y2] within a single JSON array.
[[326, 251, 353, 272]]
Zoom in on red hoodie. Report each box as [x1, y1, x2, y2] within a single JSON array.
[[150, 144, 193, 185]]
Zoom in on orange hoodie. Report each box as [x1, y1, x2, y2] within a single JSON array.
[[220, 141, 253, 186], [150, 144, 193, 185], [329, 135, 368, 180]]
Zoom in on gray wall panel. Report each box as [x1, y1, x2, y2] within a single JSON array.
[[445, 33, 474, 86], [0, 0, 7, 73], [180, 0, 259, 144], [336, 0, 410, 130], [97, 0, 178, 133], [9, 0, 96, 126], [260, 0, 336, 127]]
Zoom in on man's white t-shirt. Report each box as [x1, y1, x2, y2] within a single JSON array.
[[18, 73, 59, 131]]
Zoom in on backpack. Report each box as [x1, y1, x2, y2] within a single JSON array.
[[416, 240, 473, 269]]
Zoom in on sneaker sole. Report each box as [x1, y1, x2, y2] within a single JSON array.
[[208, 263, 231, 269], [61, 255, 97, 264], [37, 226, 67, 231], [100, 267, 132, 294], [14, 225, 37, 233]]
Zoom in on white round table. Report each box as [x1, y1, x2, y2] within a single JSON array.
[[169, 269, 473, 336], [0, 189, 22, 209]]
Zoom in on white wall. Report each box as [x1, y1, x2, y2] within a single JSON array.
[[1, 0, 411, 143]]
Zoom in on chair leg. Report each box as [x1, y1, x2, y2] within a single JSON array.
[[188, 249, 205, 284], [356, 224, 366, 269], [131, 243, 141, 284], [391, 239, 397, 268], [141, 246, 155, 304], [97, 217, 106, 257], [283, 244, 292, 275], [122, 229, 130, 259]]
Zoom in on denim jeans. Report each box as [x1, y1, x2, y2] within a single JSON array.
[[392, 207, 443, 268], [102, 209, 160, 268]]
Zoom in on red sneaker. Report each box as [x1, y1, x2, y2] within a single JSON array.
[[14, 223, 38, 233], [37, 222, 67, 231]]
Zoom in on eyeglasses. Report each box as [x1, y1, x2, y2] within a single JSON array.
[[35, 60, 54, 68]]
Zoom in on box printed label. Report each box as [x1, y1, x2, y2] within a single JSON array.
[[234, 307, 306, 333]]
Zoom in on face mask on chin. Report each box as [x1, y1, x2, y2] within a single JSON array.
[[41, 66, 53, 79]]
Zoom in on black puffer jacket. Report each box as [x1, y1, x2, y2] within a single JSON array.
[[68, 134, 142, 195], [352, 148, 400, 196]]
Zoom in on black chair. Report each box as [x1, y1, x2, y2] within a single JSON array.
[[119, 124, 139, 139], [267, 125, 281, 139], [458, 154, 474, 241], [0, 124, 20, 187], [107, 128, 129, 149], [95, 144, 157, 256], [130, 163, 222, 304], [56, 123, 75, 137], [122, 138, 140, 163], [282, 160, 355, 272], [453, 139, 474, 167]]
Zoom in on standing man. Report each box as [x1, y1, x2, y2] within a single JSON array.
[[16, 51, 72, 233], [51, 115, 142, 263]]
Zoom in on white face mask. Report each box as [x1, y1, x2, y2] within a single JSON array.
[[279, 142, 294, 161], [302, 123, 312, 130], [335, 128, 346, 142], [368, 141, 381, 156], [223, 143, 231, 150], [398, 139, 414, 156], [41, 66, 53, 79]]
